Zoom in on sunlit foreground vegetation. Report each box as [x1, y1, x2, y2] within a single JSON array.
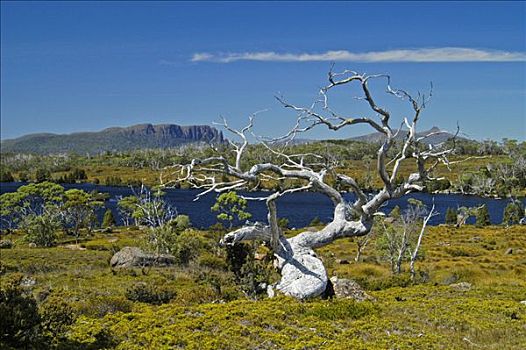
[[1, 224, 525, 349]]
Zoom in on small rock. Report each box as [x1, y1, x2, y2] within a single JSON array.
[[520, 300, 526, 306], [63, 244, 86, 251], [504, 248, 513, 255], [337, 259, 350, 265], [384, 217, 396, 224], [330, 276, 374, 301], [20, 276, 36, 287], [110, 246, 176, 268], [0, 240, 13, 249], [450, 282, 472, 291], [257, 282, 268, 293], [267, 285, 275, 298], [254, 252, 267, 260], [28, 242, 37, 248], [443, 274, 459, 285]]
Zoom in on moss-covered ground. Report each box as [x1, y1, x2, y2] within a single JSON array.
[[1, 225, 525, 349]]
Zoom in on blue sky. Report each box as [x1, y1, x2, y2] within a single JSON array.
[[1, 1, 525, 141]]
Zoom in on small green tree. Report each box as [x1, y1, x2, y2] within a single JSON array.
[[171, 230, 202, 265], [35, 168, 51, 183], [389, 205, 402, 220], [225, 242, 272, 298], [62, 189, 102, 244], [445, 207, 458, 225], [117, 195, 140, 226], [0, 182, 65, 232], [102, 209, 116, 228], [278, 217, 289, 229], [0, 170, 14, 182], [170, 214, 191, 231], [502, 200, 524, 226], [309, 216, 323, 226], [475, 205, 491, 227], [18, 171, 30, 182], [361, 154, 373, 190], [21, 212, 61, 247], [211, 191, 252, 228]]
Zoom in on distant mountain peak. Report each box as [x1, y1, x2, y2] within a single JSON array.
[[350, 126, 465, 145]]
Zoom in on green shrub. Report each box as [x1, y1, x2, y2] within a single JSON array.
[[125, 282, 177, 305], [226, 243, 251, 278], [102, 209, 116, 228], [39, 293, 76, 345], [21, 213, 60, 247], [209, 222, 225, 233], [445, 207, 458, 225], [353, 274, 413, 291], [77, 295, 133, 318], [302, 299, 377, 320], [502, 200, 524, 226], [0, 239, 14, 249], [198, 253, 228, 270], [0, 275, 42, 348], [278, 217, 289, 229], [147, 224, 179, 254], [426, 178, 451, 192], [35, 168, 51, 182], [0, 170, 14, 182], [475, 205, 491, 227], [309, 216, 323, 226], [172, 230, 203, 265], [445, 246, 483, 257], [389, 205, 401, 219], [226, 242, 273, 298], [170, 214, 192, 231]]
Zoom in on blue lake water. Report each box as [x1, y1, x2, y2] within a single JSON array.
[[1, 182, 524, 228]]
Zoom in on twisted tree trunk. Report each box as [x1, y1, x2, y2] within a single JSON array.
[[171, 69, 456, 299], [221, 203, 372, 298]]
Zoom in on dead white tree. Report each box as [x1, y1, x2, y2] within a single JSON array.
[[409, 202, 437, 280], [171, 69, 455, 299], [354, 230, 374, 263]]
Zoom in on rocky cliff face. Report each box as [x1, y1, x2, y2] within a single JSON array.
[[1, 123, 225, 154], [114, 124, 224, 143]]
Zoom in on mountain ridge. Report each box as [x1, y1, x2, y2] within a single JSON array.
[[1, 123, 225, 154], [349, 126, 464, 145]]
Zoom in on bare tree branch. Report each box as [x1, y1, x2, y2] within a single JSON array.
[[170, 68, 455, 299]]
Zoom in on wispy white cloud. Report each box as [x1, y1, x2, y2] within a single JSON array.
[[189, 48, 526, 63]]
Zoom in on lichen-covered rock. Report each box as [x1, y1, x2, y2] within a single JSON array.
[[450, 282, 472, 291], [110, 246, 176, 268], [0, 240, 13, 249], [330, 277, 374, 301]]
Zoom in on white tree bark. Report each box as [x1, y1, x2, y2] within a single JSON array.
[[410, 203, 436, 280], [170, 69, 456, 299]]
